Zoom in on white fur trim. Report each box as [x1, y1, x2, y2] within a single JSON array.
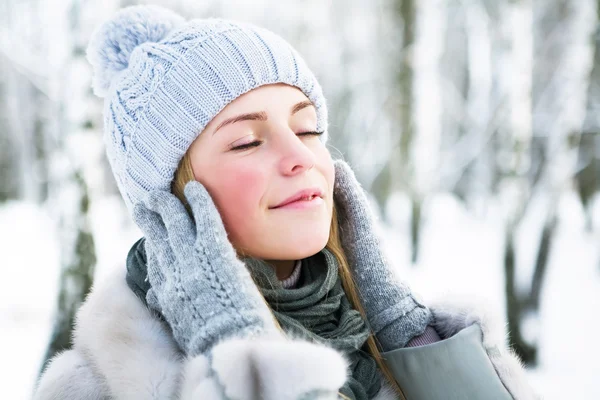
[[210, 337, 348, 400], [429, 292, 541, 400], [34, 267, 351, 399], [371, 380, 399, 400], [72, 267, 184, 399], [32, 349, 108, 400], [179, 355, 228, 399], [36, 265, 539, 400]]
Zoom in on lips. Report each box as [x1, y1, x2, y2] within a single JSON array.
[[271, 188, 324, 209]]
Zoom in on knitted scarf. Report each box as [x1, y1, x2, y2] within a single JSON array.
[[125, 238, 382, 400]]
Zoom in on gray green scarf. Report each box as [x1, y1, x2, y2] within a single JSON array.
[[126, 239, 382, 400]]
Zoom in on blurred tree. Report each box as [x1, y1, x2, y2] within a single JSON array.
[[0, 0, 52, 204], [0, 62, 19, 203], [498, 0, 538, 366], [576, 1, 600, 231], [31, 0, 98, 376], [396, 0, 421, 264], [498, 0, 596, 366], [372, 0, 421, 263]]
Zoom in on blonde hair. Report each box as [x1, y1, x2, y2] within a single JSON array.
[[172, 152, 406, 400]]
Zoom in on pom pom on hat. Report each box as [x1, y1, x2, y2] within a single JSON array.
[[86, 5, 184, 97]]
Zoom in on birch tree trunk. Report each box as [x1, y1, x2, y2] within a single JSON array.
[[34, 0, 98, 375], [376, 0, 422, 262], [0, 62, 19, 203], [496, 0, 596, 365], [576, 0, 600, 231]]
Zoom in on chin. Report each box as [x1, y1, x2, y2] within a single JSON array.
[[287, 237, 329, 259], [247, 226, 331, 261]]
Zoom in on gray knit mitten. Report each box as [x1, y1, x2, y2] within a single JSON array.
[[132, 180, 281, 356], [333, 159, 433, 351]]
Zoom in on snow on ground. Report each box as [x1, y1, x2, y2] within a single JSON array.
[[0, 201, 60, 400], [2, 190, 599, 399], [0, 196, 140, 400]]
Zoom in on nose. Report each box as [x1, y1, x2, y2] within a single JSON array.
[[277, 130, 316, 176]]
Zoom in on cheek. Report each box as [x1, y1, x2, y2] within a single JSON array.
[[315, 146, 335, 196], [204, 163, 266, 243]]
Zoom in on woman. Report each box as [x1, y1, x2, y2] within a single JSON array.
[[33, 5, 538, 400]]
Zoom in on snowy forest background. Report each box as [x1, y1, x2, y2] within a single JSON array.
[[1, 0, 599, 398]]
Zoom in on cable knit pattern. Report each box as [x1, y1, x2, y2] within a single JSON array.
[[333, 160, 434, 351], [86, 5, 329, 215], [133, 180, 282, 356]]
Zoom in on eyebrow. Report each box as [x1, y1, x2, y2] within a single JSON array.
[[212, 100, 315, 135]]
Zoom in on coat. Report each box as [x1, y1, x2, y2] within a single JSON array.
[[32, 266, 539, 400]]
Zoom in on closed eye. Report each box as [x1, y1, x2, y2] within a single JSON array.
[[298, 131, 324, 137], [230, 141, 262, 151], [230, 131, 324, 151]]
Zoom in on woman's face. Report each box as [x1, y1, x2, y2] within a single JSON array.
[[188, 83, 334, 262]]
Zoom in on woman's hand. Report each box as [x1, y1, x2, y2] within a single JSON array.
[[333, 159, 433, 350], [132, 180, 281, 356]]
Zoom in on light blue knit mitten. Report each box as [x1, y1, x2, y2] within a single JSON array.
[[132, 180, 281, 357], [333, 159, 433, 351]]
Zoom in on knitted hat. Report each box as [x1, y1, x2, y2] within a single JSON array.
[[86, 5, 329, 214]]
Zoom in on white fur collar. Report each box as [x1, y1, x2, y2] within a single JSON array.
[[35, 267, 397, 400], [35, 266, 537, 400]]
